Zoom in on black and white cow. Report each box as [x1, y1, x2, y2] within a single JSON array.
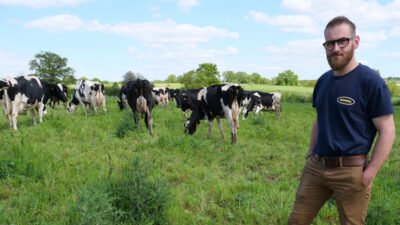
[[0, 76, 67, 130], [243, 91, 282, 118], [174, 88, 202, 119], [240, 90, 262, 119], [50, 83, 68, 109], [152, 87, 169, 107], [93, 82, 107, 113], [117, 82, 129, 110], [167, 88, 180, 103], [125, 78, 155, 136], [67, 80, 106, 115], [185, 84, 244, 144]]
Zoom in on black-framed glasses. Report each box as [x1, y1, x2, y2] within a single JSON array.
[[322, 37, 353, 51]]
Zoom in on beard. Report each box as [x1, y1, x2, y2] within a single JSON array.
[[326, 45, 354, 71]]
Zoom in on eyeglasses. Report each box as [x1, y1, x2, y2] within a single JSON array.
[[322, 37, 353, 51]]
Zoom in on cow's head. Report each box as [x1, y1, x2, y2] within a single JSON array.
[[67, 102, 78, 112], [184, 118, 197, 134], [67, 93, 80, 112], [55, 83, 68, 102], [184, 103, 205, 135], [243, 94, 262, 119]]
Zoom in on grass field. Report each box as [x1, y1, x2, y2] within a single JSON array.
[[0, 96, 399, 225]]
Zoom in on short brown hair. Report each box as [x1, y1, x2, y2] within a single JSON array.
[[325, 16, 356, 36]]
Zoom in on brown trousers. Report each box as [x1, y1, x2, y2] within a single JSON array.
[[288, 156, 372, 225]]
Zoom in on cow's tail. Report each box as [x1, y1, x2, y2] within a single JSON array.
[[232, 95, 240, 128]]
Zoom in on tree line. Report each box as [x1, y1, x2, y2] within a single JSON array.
[[26, 51, 399, 96]]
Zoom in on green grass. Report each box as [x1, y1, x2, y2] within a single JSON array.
[[0, 96, 399, 224]]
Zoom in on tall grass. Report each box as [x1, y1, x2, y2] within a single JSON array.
[[0, 96, 398, 224]]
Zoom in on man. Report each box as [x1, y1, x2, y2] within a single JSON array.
[[288, 16, 395, 225]]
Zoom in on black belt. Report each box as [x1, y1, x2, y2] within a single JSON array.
[[313, 154, 367, 168]]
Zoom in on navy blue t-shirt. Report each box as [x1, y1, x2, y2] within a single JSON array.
[[312, 64, 394, 156]]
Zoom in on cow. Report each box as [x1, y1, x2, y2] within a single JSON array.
[[243, 91, 282, 118], [185, 84, 244, 144], [124, 78, 155, 136], [93, 83, 107, 113], [67, 80, 106, 115], [174, 88, 202, 120], [49, 83, 68, 109], [152, 87, 169, 107], [0, 76, 67, 130], [240, 90, 263, 119], [117, 83, 129, 110], [168, 88, 180, 102]]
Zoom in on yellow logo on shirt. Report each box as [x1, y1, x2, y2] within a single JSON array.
[[337, 96, 355, 105]]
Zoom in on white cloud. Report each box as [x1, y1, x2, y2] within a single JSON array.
[[25, 15, 239, 47], [0, 0, 91, 8], [246, 11, 318, 34], [263, 39, 328, 79], [176, 0, 199, 12], [0, 50, 29, 76], [129, 46, 238, 62], [25, 14, 85, 31], [281, 0, 312, 12], [389, 26, 400, 37], [280, 0, 400, 29], [358, 30, 387, 49], [378, 51, 400, 58]]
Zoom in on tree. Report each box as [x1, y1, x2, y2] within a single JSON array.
[[29, 51, 75, 83], [63, 75, 77, 85], [250, 73, 263, 84], [223, 71, 237, 83], [180, 70, 196, 88], [166, 74, 178, 83], [194, 63, 220, 87], [275, 70, 299, 86], [122, 71, 137, 84]]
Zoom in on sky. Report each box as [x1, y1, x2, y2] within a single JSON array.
[[1, 0, 400, 82]]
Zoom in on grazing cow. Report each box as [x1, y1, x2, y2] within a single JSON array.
[[175, 88, 202, 119], [185, 84, 244, 144], [50, 83, 68, 109], [240, 91, 263, 119], [68, 80, 106, 115], [125, 78, 155, 136], [244, 91, 282, 118], [0, 76, 67, 130], [117, 83, 129, 110], [152, 87, 169, 107]]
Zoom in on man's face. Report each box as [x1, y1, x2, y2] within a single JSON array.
[[324, 24, 357, 71]]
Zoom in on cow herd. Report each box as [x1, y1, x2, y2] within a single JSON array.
[[0, 76, 281, 144]]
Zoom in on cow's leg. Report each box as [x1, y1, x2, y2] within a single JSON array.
[[224, 107, 238, 144], [38, 104, 44, 123], [11, 104, 18, 130], [145, 111, 154, 136], [207, 120, 212, 139], [102, 98, 107, 112], [31, 109, 37, 125], [12, 112, 18, 130], [216, 118, 225, 140], [132, 111, 140, 127]]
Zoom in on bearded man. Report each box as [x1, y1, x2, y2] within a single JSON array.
[[288, 16, 395, 225]]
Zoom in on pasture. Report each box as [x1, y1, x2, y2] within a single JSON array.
[[0, 96, 399, 225]]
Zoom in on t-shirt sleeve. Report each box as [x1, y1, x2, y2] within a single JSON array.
[[367, 77, 394, 118]]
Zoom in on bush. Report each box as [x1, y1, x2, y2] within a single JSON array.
[[67, 184, 119, 225], [109, 158, 171, 225], [115, 112, 137, 138]]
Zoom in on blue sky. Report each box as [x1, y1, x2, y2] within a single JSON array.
[[1, 0, 399, 82]]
